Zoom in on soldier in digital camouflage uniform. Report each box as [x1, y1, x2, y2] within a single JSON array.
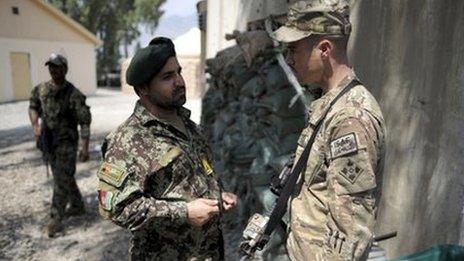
[[97, 37, 237, 260], [272, 1, 386, 260], [28, 53, 91, 237]]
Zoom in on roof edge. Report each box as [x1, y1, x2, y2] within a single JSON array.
[[32, 0, 103, 46]]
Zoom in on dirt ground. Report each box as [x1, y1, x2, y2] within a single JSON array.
[[0, 88, 201, 260]]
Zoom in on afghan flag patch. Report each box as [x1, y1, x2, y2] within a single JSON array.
[[98, 190, 114, 211]]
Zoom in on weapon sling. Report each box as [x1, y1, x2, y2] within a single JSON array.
[[261, 79, 361, 241]]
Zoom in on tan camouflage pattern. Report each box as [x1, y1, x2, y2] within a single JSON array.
[[97, 101, 223, 260], [272, 0, 351, 43], [287, 71, 386, 261], [29, 80, 91, 140]]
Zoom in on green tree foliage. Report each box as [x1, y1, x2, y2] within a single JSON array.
[[47, 0, 166, 82]]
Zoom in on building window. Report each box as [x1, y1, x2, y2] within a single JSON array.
[[12, 6, 19, 15]]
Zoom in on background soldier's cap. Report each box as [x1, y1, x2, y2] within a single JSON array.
[[272, 0, 351, 43], [45, 53, 68, 67], [126, 37, 176, 86]]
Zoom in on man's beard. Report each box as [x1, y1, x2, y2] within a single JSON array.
[[172, 85, 186, 107], [149, 85, 186, 109]]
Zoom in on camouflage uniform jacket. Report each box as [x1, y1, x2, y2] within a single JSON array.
[[97, 101, 223, 260], [29, 80, 91, 144], [287, 71, 386, 261]]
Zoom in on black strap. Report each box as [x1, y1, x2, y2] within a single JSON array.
[[262, 79, 361, 238]]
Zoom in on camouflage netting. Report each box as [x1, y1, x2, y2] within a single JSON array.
[[201, 30, 319, 260]]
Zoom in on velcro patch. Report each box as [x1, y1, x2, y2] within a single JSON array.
[[330, 132, 358, 159], [98, 190, 114, 210], [97, 162, 128, 188], [339, 159, 363, 184], [159, 147, 182, 167]]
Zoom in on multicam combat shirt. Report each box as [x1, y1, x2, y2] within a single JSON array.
[[97, 101, 223, 260], [287, 71, 386, 261]]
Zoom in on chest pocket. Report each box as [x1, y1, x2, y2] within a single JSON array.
[[154, 146, 210, 200], [300, 128, 330, 187]]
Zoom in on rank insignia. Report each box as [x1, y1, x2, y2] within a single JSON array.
[[330, 132, 358, 159], [339, 160, 363, 183], [98, 190, 114, 210], [201, 157, 214, 176]]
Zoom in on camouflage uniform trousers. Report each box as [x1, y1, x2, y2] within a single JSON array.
[[49, 142, 85, 220]]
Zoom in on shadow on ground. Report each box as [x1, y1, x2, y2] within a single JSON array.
[[0, 126, 34, 149]]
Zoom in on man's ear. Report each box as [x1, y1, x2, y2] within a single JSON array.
[[316, 39, 333, 59]]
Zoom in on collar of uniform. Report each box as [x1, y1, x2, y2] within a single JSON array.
[[308, 70, 357, 126], [133, 100, 192, 127], [45, 80, 68, 92]]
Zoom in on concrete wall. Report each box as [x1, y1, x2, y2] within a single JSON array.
[[205, 0, 464, 258], [0, 37, 97, 102], [206, 0, 240, 58], [205, 0, 299, 58], [349, 0, 464, 257]]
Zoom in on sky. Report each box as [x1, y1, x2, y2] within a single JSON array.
[[160, 0, 199, 17], [129, 0, 200, 55]]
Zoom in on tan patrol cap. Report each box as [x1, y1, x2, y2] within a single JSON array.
[[272, 0, 351, 43]]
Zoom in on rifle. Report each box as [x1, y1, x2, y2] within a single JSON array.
[[36, 120, 53, 177]]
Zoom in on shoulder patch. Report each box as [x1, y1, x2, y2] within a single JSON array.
[[330, 132, 358, 159], [97, 162, 128, 188], [98, 190, 114, 210], [339, 159, 363, 184], [159, 147, 182, 167]]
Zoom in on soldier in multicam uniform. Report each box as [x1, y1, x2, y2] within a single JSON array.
[[97, 37, 237, 260], [28, 53, 91, 237], [272, 1, 386, 260]]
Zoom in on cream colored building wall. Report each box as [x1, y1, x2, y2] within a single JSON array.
[[179, 56, 202, 99], [0, 0, 91, 43], [120, 58, 134, 95], [0, 37, 97, 102]]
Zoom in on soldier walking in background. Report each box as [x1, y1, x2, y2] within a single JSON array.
[[28, 53, 92, 237], [272, 0, 386, 260], [96, 37, 237, 260]]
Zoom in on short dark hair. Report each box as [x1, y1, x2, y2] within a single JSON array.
[[308, 34, 349, 61]]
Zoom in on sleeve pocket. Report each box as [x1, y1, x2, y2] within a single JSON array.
[[97, 162, 129, 188], [329, 152, 376, 195]]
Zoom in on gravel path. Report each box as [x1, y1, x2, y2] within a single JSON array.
[[0, 88, 201, 260]]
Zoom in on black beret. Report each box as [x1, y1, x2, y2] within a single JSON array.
[[126, 37, 176, 86]]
